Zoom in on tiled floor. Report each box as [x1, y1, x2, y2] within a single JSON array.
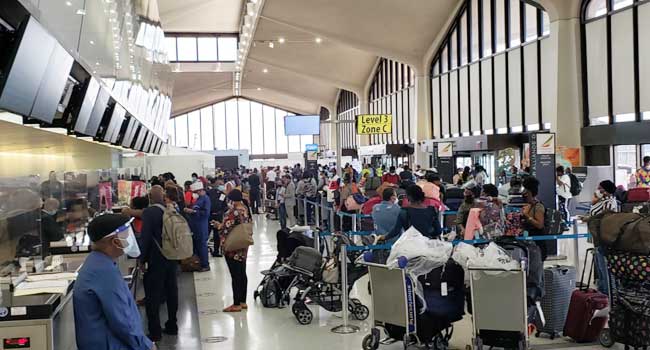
[[188, 215, 625, 350]]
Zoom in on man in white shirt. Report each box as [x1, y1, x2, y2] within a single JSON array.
[[266, 167, 277, 183], [556, 166, 572, 228]]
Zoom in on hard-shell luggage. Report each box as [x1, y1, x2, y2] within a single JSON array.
[[564, 249, 608, 343], [537, 266, 576, 339], [288, 246, 322, 275], [419, 259, 466, 323], [627, 187, 650, 203]]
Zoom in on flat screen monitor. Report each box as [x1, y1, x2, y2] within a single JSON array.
[[0, 17, 57, 117], [284, 115, 320, 135], [31, 44, 74, 123], [84, 87, 110, 137], [104, 104, 126, 143], [121, 118, 138, 147], [74, 78, 100, 134]]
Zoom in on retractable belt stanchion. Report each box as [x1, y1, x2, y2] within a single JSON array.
[[303, 197, 308, 225], [314, 200, 320, 228], [572, 219, 580, 273], [331, 243, 359, 334]]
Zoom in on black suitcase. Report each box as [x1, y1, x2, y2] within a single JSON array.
[[537, 266, 576, 339]]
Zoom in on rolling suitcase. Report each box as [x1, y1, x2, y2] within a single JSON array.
[[627, 187, 650, 203], [537, 266, 576, 339], [564, 249, 608, 343]]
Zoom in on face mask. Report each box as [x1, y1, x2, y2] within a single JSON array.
[[192, 176, 198, 181], [45, 210, 57, 216], [113, 225, 140, 258], [192, 193, 199, 200], [595, 190, 604, 199], [217, 185, 225, 191]]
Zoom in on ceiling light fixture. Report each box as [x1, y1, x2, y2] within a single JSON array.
[[315, 37, 322, 44], [65, 1, 72, 6], [263, 68, 268, 73], [268, 42, 274, 48], [257, 87, 262, 91], [278, 37, 286, 44]]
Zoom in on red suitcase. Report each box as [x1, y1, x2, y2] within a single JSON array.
[[627, 187, 650, 203], [563, 249, 608, 342]]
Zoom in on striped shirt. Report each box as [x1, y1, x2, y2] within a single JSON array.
[[589, 196, 619, 216]]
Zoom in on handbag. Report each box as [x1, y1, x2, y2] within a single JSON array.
[[223, 222, 254, 252], [322, 257, 339, 283]]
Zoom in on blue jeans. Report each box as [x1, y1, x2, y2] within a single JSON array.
[[594, 246, 610, 294], [192, 229, 209, 269], [279, 203, 287, 230]]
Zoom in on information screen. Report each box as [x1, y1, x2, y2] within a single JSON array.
[[284, 115, 319, 135]]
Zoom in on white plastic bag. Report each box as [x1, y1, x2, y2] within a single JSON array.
[[468, 242, 520, 271], [386, 226, 452, 268]]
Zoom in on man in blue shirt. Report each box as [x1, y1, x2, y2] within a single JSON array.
[[74, 214, 155, 350], [372, 188, 401, 237], [185, 181, 211, 271]]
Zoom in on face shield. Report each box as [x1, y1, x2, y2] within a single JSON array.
[[105, 218, 140, 258]]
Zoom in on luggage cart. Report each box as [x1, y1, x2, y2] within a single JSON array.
[[469, 264, 529, 350], [359, 261, 418, 350]]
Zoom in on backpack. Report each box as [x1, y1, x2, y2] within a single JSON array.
[[568, 173, 582, 196], [153, 204, 194, 260], [543, 207, 563, 235]]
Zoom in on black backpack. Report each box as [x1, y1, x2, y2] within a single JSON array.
[[568, 173, 582, 196]]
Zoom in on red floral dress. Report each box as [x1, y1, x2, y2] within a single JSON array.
[[220, 207, 252, 262]]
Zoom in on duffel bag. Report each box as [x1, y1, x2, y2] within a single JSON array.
[[599, 213, 650, 254], [627, 188, 650, 203]]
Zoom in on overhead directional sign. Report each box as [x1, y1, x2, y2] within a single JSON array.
[[355, 114, 392, 135]]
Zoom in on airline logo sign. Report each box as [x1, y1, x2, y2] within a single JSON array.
[[437, 142, 453, 157], [536, 133, 555, 155], [355, 114, 392, 135]]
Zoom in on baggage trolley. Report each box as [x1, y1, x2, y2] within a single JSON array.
[[469, 264, 530, 350], [360, 261, 435, 350]]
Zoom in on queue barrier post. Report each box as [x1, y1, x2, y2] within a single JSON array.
[[331, 243, 359, 334], [572, 219, 580, 273]]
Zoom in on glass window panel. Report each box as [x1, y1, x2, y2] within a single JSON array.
[[441, 47, 448, 72], [496, 0, 507, 52], [510, 0, 521, 47], [543, 11, 550, 35], [460, 13, 469, 65], [176, 37, 197, 61], [218, 37, 238, 61], [200, 106, 214, 150], [275, 109, 288, 154], [187, 110, 201, 150], [238, 99, 251, 151], [471, 0, 480, 61], [586, 0, 608, 19], [225, 99, 239, 149], [175, 114, 188, 147], [165, 37, 177, 61], [288, 135, 300, 153], [590, 115, 610, 125], [197, 37, 217, 61], [250, 102, 264, 154], [263, 105, 276, 154], [615, 113, 636, 123], [450, 29, 458, 69], [613, 0, 633, 11], [525, 4, 538, 42], [614, 145, 638, 190], [167, 119, 176, 145], [484, 0, 493, 56], [213, 103, 226, 150], [642, 144, 650, 161], [643, 111, 650, 120]]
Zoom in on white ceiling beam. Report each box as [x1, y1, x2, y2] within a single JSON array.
[[247, 57, 363, 96], [159, 0, 216, 26], [240, 95, 317, 115], [260, 15, 420, 69]]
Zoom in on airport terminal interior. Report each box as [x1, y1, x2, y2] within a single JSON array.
[[0, 0, 650, 349]]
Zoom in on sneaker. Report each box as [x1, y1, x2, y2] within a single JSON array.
[[163, 327, 178, 336], [198, 267, 211, 272]]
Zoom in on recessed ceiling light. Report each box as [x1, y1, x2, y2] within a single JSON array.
[[315, 37, 322, 44], [257, 87, 262, 91], [65, 1, 72, 6], [278, 37, 286, 44], [76, 9, 86, 15], [268, 42, 274, 48], [89, 40, 95, 45], [262, 68, 268, 73]]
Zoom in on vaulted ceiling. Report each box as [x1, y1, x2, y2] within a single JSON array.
[[158, 0, 470, 116]]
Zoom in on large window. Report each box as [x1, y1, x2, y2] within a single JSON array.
[[168, 98, 316, 155], [614, 145, 638, 189], [582, 0, 647, 126], [430, 0, 551, 138], [165, 34, 239, 62], [368, 58, 415, 145]]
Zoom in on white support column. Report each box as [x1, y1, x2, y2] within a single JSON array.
[[414, 74, 433, 167], [358, 99, 369, 148]]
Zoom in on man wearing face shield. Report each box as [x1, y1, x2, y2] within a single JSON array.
[[184, 182, 211, 272], [74, 214, 155, 350]]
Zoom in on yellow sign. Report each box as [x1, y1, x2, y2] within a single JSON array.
[[355, 114, 392, 135]]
